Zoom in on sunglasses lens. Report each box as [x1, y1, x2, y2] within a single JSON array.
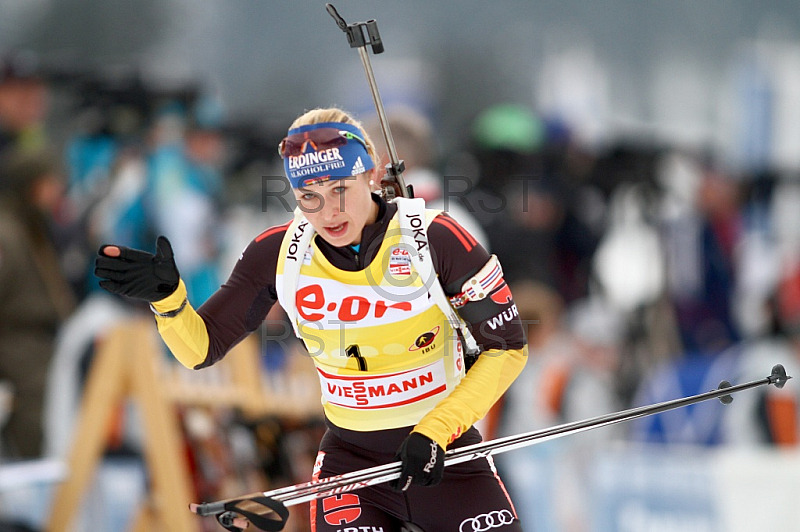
[[279, 129, 351, 157]]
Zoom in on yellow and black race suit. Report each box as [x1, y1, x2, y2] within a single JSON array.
[[153, 193, 527, 450]]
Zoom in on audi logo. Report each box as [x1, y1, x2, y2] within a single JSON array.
[[459, 509, 515, 532]]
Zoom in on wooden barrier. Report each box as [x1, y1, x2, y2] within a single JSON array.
[[46, 318, 321, 532]]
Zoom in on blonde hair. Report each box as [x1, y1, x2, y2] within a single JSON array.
[[289, 107, 379, 170]]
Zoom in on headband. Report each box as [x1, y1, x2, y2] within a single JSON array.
[[281, 121, 375, 188]]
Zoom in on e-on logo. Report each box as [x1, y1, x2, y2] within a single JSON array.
[[389, 246, 412, 276], [296, 283, 412, 323]]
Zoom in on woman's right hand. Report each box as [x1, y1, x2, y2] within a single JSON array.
[[94, 236, 180, 302], [390, 432, 445, 491]]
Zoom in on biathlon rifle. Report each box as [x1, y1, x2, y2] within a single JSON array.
[[325, 3, 412, 200]]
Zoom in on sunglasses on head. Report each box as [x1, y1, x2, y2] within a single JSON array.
[[278, 128, 367, 158]]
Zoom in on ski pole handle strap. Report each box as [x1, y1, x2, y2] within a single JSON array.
[[221, 496, 290, 532]]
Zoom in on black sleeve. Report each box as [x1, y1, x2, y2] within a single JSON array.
[[429, 213, 526, 352], [196, 223, 288, 367]]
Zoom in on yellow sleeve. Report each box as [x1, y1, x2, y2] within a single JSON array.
[[412, 345, 528, 450], [150, 279, 210, 369]]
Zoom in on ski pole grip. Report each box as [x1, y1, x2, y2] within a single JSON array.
[[190, 501, 225, 516], [224, 496, 290, 532]]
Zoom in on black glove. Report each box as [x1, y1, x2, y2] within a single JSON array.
[[94, 236, 180, 302], [390, 432, 444, 491]]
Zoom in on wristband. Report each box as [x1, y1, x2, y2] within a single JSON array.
[[150, 297, 188, 318]]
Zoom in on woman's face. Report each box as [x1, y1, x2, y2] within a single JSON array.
[[292, 170, 378, 247]]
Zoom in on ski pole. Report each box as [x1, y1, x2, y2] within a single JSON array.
[[190, 364, 790, 532], [325, 3, 411, 200]]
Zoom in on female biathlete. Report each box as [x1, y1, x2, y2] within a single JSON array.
[[95, 107, 528, 532]]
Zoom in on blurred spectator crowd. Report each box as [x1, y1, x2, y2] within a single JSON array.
[[1, 48, 800, 531]]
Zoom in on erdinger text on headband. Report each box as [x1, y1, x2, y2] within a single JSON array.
[[280, 122, 375, 188]]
